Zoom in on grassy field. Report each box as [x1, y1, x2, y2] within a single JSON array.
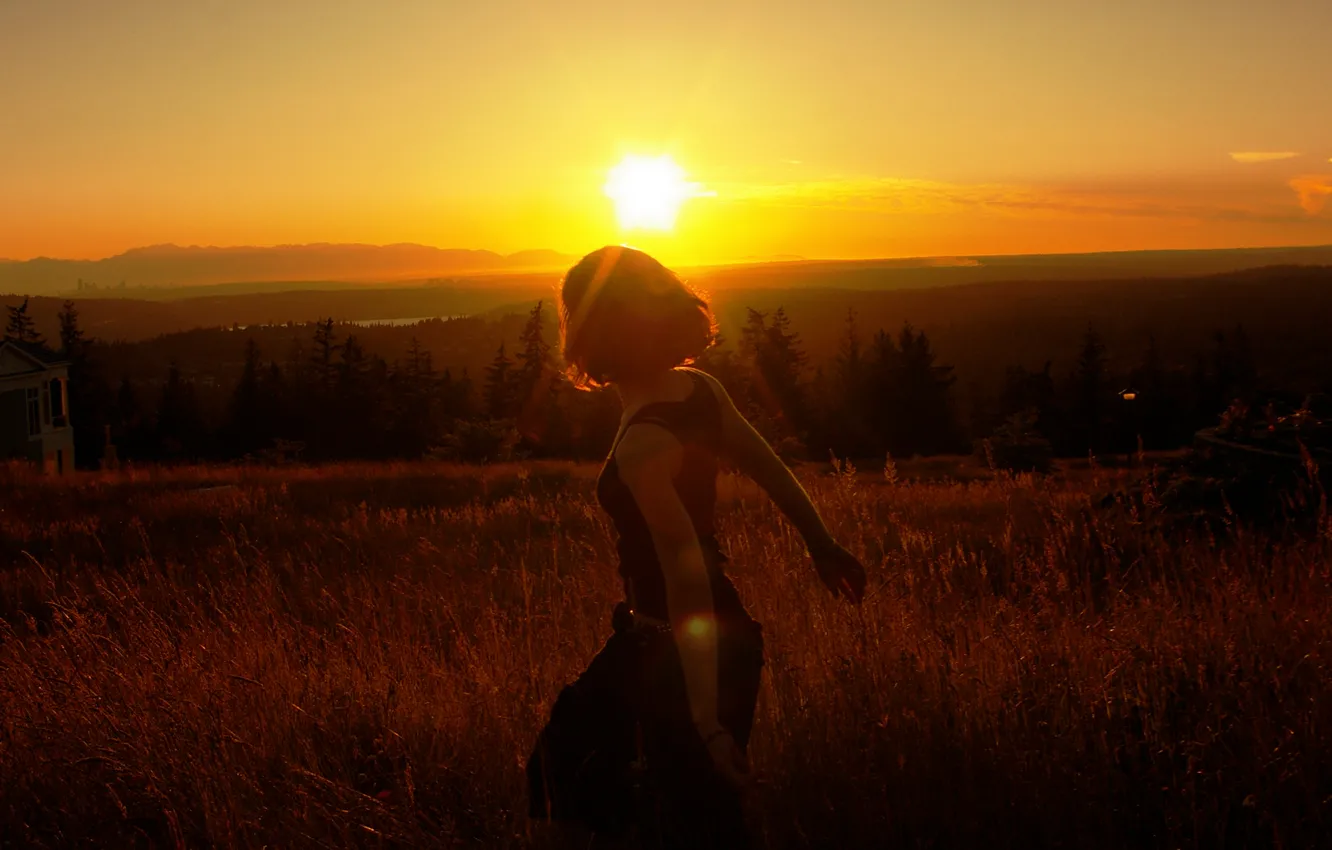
[[1, 458, 1329, 848]]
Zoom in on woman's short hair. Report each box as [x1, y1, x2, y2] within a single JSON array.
[[560, 246, 716, 389]]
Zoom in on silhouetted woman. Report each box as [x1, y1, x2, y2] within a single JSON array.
[[526, 246, 867, 848]]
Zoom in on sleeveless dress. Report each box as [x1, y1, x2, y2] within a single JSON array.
[[526, 370, 765, 848]]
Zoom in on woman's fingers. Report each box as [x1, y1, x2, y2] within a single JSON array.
[[707, 733, 752, 789], [723, 745, 752, 789], [815, 547, 868, 604], [843, 557, 867, 602], [841, 576, 863, 603]]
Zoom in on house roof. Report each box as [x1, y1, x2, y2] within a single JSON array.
[[0, 338, 70, 370]]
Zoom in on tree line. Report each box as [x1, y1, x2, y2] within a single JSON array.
[[4, 296, 1283, 469]]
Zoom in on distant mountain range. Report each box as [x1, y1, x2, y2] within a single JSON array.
[[687, 244, 1332, 290], [3, 241, 1332, 299], [0, 243, 578, 295]]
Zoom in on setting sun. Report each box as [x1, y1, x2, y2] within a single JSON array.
[[603, 155, 703, 232]]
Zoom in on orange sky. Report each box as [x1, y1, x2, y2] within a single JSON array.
[[2, 0, 1330, 264]]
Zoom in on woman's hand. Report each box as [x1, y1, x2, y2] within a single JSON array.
[[811, 541, 867, 603], [703, 727, 752, 790]]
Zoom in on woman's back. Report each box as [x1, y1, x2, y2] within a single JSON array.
[[596, 369, 725, 620]]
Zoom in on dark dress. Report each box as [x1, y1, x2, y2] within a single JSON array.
[[526, 370, 765, 848]]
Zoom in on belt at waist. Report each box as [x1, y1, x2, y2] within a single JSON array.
[[611, 601, 670, 634]]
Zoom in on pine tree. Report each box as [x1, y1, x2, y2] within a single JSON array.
[[404, 337, 433, 380], [311, 318, 340, 390], [113, 376, 143, 458], [338, 335, 369, 386], [263, 360, 290, 445], [763, 308, 808, 398], [455, 367, 476, 420], [321, 335, 387, 458], [484, 342, 515, 418], [5, 298, 43, 344], [285, 335, 308, 384], [54, 300, 114, 469], [58, 301, 85, 359], [829, 308, 873, 457], [738, 306, 810, 450], [894, 324, 959, 455], [998, 361, 1057, 441], [438, 368, 457, 421], [767, 308, 811, 453], [542, 367, 573, 456], [157, 361, 204, 459], [515, 301, 551, 410], [510, 302, 559, 452], [1131, 335, 1171, 449], [389, 338, 440, 458], [116, 377, 139, 427], [237, 339, 262, 407], [833, 309, 864, 388], [224, 339, 267, 456], [739, 309, 768, 360], [1068, 325, 1108, 455], [767, 308, 805, 364], [864, 329, 902, 454], [364, 353, 391, 456], [692, 331, 743, 396]]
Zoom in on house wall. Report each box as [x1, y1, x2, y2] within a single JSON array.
[[40, 427, 75, 475], [0, 388, 41, 461], [0, 362, 75, 472], [0, 341, 76, 474]]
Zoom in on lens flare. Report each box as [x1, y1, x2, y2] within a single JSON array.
[[683, 615, 714, 639]]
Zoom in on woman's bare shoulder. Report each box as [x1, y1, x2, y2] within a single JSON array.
[[680, 367, 739, 412]]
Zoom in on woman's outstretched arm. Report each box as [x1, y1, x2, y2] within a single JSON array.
[[693, 369, 867, 601]]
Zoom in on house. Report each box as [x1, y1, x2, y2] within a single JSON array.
[[0, 339, 74, 475]]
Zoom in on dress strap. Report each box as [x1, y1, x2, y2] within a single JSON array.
[[627, 372, 710, 428], [611, 371, 721, 455], [628, 414, 674, 430]]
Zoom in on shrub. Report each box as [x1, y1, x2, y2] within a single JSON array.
[[976, 409, 1054, 474]]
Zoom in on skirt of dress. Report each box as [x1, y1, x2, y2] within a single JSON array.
[[526, 587, 764, 849]]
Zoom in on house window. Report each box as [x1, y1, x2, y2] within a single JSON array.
[[50, 378, 68, 428], [26, 387, 41, 436]]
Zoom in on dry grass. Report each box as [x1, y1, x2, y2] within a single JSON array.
[[1, 459, 1329, 848]]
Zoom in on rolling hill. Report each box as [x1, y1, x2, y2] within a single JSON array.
[[0, 243, 577, 295]]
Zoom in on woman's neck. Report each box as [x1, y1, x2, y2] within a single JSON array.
[[614, 368, 688, 413]]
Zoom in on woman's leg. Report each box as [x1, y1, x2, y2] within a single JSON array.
[[634, 626, 756, 850]]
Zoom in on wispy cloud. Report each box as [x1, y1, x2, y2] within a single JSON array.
[[1289, 175, 1332, 215], [715, 176, 1308, 224], [1230, 151, 1301, 164]]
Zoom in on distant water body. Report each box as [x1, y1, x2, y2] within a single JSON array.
[[346, 316, 467, 327], [232, 315, 467, 331]]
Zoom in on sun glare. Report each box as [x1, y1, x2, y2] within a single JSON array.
[[604, 155, 702, 232]]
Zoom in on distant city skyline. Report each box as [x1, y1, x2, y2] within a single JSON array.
[[3, 0, 1329, 263]]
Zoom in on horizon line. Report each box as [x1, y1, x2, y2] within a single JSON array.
[[4, 239, 1332, 268]]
